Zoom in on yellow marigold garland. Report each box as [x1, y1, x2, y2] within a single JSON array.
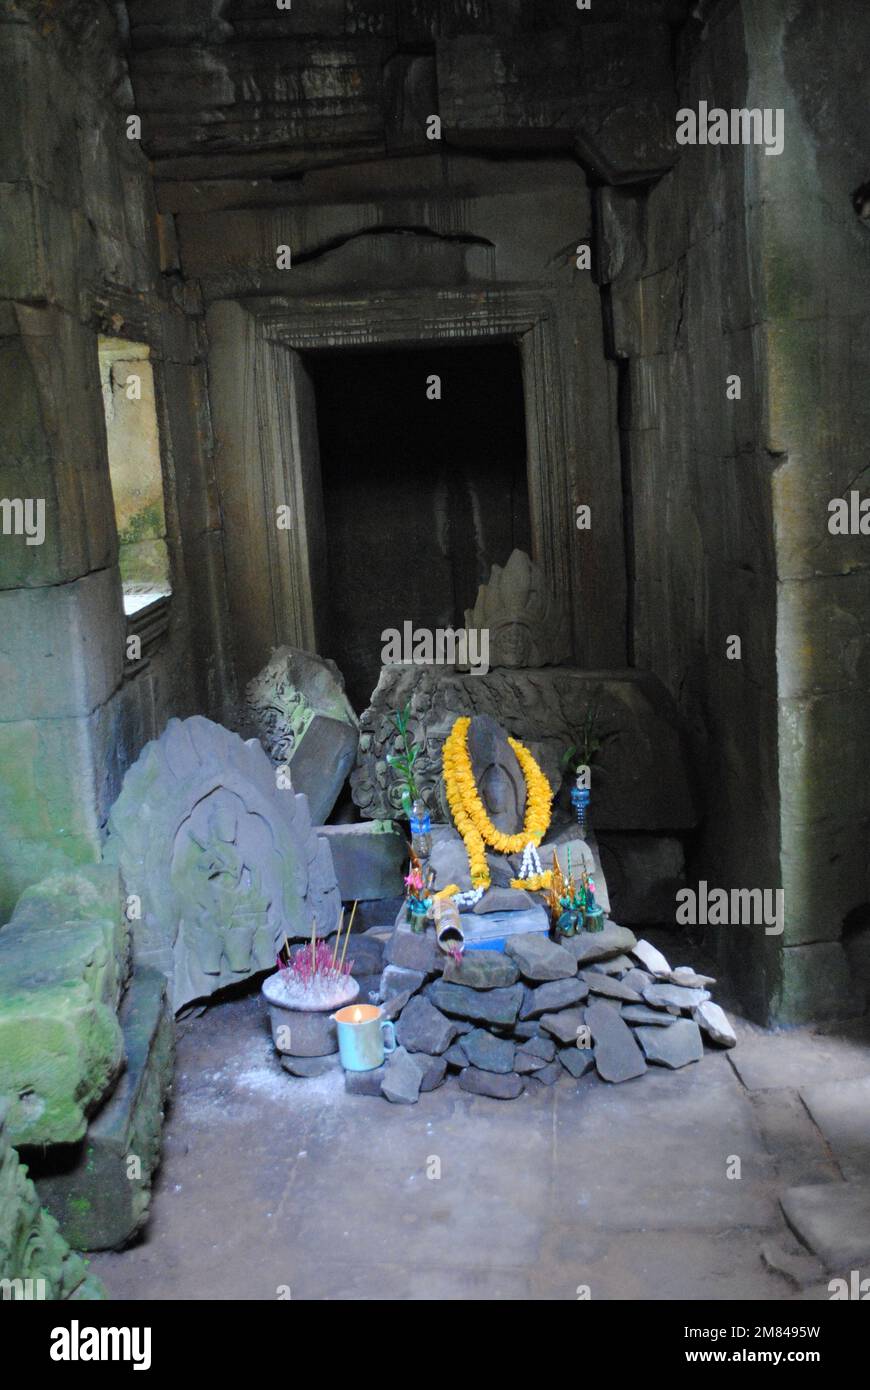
[[442, 717, 553, 894]]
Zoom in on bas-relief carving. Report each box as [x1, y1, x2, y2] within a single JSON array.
[[105, 717, 341, 1011]]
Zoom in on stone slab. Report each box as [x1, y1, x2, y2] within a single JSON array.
[[30, 966, 174, 1250], [559, 1046, 595, 1079], [622, 1005, 677, 1028], [580, 970, 642, 1003], [459, 1030, 515, 1074], [561, 923, 637, 967], [520, 977, 588, 1020], [458, 1067, 524, 1100], [780, 1182, 870, 1272], [586, 999, 647, 1084], [539, 1008, 588, 1047], [428, 980, 524, 1027], [505, 932, 577, 982], [635, 1019, 704, 1070], [316, 822, 405, 901], [395, 995, 457, 1055], [442, 951, 519, 990], [643, 982, 711, 1014], [381, 1047, 423, 1105], [385, 925, 439, 975], [693, 1000, 737, 1048], [800, 1077, 870, 1183]]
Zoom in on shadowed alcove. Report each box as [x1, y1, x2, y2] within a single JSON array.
[[309, 343, 531, 709]]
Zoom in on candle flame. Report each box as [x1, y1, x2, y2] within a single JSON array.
[[352, 1007, 364, 1022]]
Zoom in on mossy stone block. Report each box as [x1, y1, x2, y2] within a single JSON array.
[[31, 965, 174, 1250], [0, 868, 128, 1146]]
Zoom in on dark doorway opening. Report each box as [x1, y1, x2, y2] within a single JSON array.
[[309, 343, 530, 710]]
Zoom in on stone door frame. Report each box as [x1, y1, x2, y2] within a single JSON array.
[[207, 286, 616, 691]]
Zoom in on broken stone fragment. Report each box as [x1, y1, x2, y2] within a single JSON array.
[[505, 932, 577, 981], [345, 1065, 387, 1097], [244, 646, 359, 825], [539, 1008, 587, 1046], [385, 926, 439, 975], [692, 1000, 736, 1047], [531, 1059, 563, 1086], [559, 1046, 595, 1078], [411, 1053, 448, 1092], [394, 995, 458, 1054], [621, 1004, 678, 1027], [580, 970, 643, 1003], [443, 950, 519, 990], [586, 999, 647, 1083], [670, 966, 717, 989], [588, 953, 635, 975], [458, 1067, 524, 1100], [379, 988, 413, 1021], [561, 922, 638, 967], [380, 1047, 423, 1104], [379, 964, 425, 1001], [459, 1029, 516, 1074], [634, 1018, 704, 1069], [515, 1048, 551, 1074], [520, 976, 588, 1019], [428, 980, 524, 1027], [282, 1053, 342, 1078], [443, 1042, 468, 1068], [643, 982, 711, 1013], [631, 938, 672, 976]]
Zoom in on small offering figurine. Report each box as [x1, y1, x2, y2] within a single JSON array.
[[404, 848, 434, 932], [570, 776, 591, 837], [581, 868, 605, 931]]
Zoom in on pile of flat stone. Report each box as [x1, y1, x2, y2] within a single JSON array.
[[343, 920, 736, 1104]]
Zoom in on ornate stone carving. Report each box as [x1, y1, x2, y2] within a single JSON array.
[[242, 646, 359, 825], [464, 549, 571, 669], [105, 717, 341, 1011], [350, 665, 697, 831]]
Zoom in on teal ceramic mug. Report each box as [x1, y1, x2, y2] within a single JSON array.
[[333, 1003, 397, 1072]]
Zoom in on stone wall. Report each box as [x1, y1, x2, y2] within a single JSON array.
[[0, 2, 230, 918], [601, 3, 781, 1020], [748, 0, 870, 1020], [602, 0, 870, 1022]]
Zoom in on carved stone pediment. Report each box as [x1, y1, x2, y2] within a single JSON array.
[[105, 717, 341, 1011], [464, 549, 572, 669]]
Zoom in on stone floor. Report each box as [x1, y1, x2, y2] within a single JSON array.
[[89, 942, 870, 1302]]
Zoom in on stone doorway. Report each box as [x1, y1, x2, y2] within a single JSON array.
[[309, 343, 530, 709]]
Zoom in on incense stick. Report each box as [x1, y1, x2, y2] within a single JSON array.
[[331, 908, 345, 970], [338, 899, 358, 972]]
